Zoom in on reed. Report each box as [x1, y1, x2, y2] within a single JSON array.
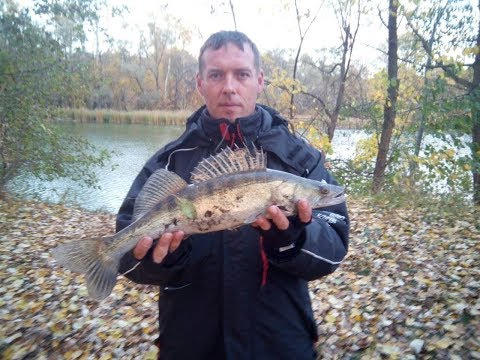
[[60, 109, 367, 129], [61, 108, 192, 126]]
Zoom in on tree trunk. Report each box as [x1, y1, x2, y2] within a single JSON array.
[[328, 23, 352, 142], [409, 60, 431, 183], [164, 56, 171, 107], [472, 1, 480, 204], [372, 0, 399, 193], [408, 6, 442, 182]]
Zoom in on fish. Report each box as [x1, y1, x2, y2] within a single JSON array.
[[51, 146, 346, 300]]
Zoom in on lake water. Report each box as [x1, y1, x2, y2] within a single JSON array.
[[8, 123, 471, 212], [9, 123, 185, 213]]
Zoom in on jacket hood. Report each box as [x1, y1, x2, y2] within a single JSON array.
[[158, 104, 321, 176]]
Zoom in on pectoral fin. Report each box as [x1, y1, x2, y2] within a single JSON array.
[[244, 213, 261, 224], [133, 169, 188, 221]]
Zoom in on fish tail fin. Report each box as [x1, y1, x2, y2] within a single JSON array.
[[51, 236, 120, 301]]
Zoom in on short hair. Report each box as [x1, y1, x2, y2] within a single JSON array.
[[198, 31, 261, 74]]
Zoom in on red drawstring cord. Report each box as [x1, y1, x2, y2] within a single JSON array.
[[219, 122, 244, 148], [259, 236, 269, 287], [236, 123, 244, 145]]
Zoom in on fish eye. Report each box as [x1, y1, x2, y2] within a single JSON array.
[[320, 186, 329, 194]]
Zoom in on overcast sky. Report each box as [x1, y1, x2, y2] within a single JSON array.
[[107, 0, 387, 68], [14, 0, 408, 70]]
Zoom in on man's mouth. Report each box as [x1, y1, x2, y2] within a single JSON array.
[[220, 103, 241, 107]]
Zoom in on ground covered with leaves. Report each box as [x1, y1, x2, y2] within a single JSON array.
[[0, 196, 478, 359]]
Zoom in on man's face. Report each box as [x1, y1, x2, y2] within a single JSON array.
[[196, 42, 264, 122]]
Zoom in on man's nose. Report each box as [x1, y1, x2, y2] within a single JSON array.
[[222, 74, 237, 94]]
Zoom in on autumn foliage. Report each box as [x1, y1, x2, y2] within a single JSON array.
[[1, 196, 479, 359]]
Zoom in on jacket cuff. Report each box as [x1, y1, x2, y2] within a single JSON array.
[[119, 240, 191, 275], [263, 230, 307, 262], [159, 241, 191, 268], [119, 251, 141, 275]]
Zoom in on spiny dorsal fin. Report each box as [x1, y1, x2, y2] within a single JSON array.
[[190, 147, 266, 184], [133, 169, 187, 221]]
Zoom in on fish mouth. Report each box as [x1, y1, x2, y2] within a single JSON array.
[[334, 191, 345, 199], [327, 191, 346, 205]]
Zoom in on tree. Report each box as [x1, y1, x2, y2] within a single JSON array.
[[372, 0, 399, 192], [165, 49, 199, 109], [33, 0, 103, 108], [0, 1, 110, 192], [404, 2, 447, 182], [295, 0, 362, 141], [209, 0, 238, 30], [404, 0, 480, 204], [289, 0, 322, 121]]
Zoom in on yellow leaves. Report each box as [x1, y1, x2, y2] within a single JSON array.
[[268, 68, 305, 94], [349, 307, 363, 322], [98, 354, 113, 360], [0, 197, 163, 359], [353, 134, 378, 168], [144, 347, 159, 360], [295, 121, 333, 154], [2, 197, 480, 359], [377, 343, 402, 357], [64, 350, 84, 359], [307, 129, 332, 154], [309, 197, 480, 358], [324, 313, 337, 323], [430, 337, 455, 350], [415, 275, 433, 286], [445, 148, 456, 159], [462, 46, 479, 56]]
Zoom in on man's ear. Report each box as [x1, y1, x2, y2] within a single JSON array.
[[257, 70, 265, 93], [196, 73, 204, 96]]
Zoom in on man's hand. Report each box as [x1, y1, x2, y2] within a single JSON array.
[[252, 199, 312, 231], [133, 231, 185, 264]]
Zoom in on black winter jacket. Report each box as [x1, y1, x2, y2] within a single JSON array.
[[116, 105, 349, 360]]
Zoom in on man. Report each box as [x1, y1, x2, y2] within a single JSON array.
[[117, 31, 349, 360]]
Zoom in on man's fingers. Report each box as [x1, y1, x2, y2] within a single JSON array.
[[268, 206, 289, 230], [153, 233, 173, 263], [297, 199, 312, 223], [133, 231, 185, 264], [252, 216, 271, 231], [252, 201, 312, 232], [133, 236, 153, 260], [169, 231, 185, 253]]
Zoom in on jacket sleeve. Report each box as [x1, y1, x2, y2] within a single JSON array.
[[116, 153, 201, 287], [263, 159, 349, 281]]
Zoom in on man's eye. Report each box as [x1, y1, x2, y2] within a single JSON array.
[[238, 72, 251, 79], [209, 73, 221, 80]]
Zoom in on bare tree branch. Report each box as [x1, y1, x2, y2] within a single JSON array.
[[290, 0, 324, 119], [405, 9, 472, 89], [229, 0, 237, 30]]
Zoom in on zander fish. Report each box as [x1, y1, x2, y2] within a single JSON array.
[[51, 147, 346, 300]]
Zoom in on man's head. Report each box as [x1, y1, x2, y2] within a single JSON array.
[[196, 31, 264, 122]]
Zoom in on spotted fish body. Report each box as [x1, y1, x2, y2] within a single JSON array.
[[51, 147, 345, 300]]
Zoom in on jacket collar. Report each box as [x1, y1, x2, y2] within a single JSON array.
[[199, 107, 264, 147]]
